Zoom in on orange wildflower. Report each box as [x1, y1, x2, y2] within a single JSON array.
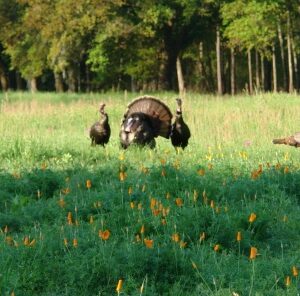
[[128, 186, 133, 195], [150, 198, 157, 209], [24, 236, 29, 246], [197, 169, 205, 176], [61, 187, 70, 195], [172, 233, 180, 243], [119, 171, 127, 181], [284, 166, 289, 174], [166, 192, 170, 199], [292, 266, 298, 277], [249, 247, 257, 260], [116, 279, 123, 293], [152, 209, 161, 216], [175, 198, 183, 207], [144, 238, 153, 248], [130, 201, 135, 209], [86, 179, 92, 189], [248, 213, 257, 223], [161, 218, 167, 225], [236, 231, 242, 242], [67, 212, 73, 225], [285, 276, 291, 286], [210, 200, 215, 208], [140, 225, 145, 234], [160, 158, 166, 165], [214, 244, 220, 252], [41, 162, 47, 170], [99, 230, 111, 240], [73, 238, 78, 248]]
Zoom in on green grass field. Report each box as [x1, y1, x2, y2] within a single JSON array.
[[0, 91, 299, 296]]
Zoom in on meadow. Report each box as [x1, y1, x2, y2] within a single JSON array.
[[0, 91, 299, 296]]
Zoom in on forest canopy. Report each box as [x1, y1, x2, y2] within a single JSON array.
[[0, 0, 299, 94]]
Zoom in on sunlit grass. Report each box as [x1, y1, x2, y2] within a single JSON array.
[[0, 91, 299, 295]]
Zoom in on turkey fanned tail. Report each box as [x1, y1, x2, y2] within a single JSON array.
[[119, 96, 173, 149]]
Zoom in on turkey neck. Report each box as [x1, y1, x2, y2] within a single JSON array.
[[99, 112, 108, 124]]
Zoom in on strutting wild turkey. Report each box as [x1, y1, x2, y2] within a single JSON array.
[[119, 96, 173, 149], [272, 132, 300, 148], [170, 98, 191, 150], [89, 103, 111, 147]]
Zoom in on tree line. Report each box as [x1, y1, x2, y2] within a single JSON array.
[[0, 0, 299, 94]]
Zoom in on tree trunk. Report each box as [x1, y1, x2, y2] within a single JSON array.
[[54, 72, 64, 92], [272, 45, 277, 92], [85, 65, 91, 92], [176, 56, 185, 95], [278, 23, 287, 91], [67, 68, 76, 92], [287, 12, 294, 93], [16, 71, 23, 90], [27, 78, 37, 92], [255, 50, 260, 91], [216, 24, 223, 95], [0, 61, 8, 91], [230, 47, 235, 95], [260, 54, 265, 91], [247, 49, 253, 95], [291, 38, 298, 91]]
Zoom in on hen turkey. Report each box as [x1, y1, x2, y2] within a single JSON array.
[[119, 96, 173, 149], [89, 103, 111, 147], [272, 132, 300, 148], [170, 98, 191, 150]]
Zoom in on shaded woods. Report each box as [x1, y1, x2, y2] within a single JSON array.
[[0, 0, 299, 94]]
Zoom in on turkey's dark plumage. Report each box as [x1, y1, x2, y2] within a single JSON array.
[[89, 103, 111, 147], [170, 98, 191, 150], [119, 96, 173, 149], [272, 132, 300, 148]]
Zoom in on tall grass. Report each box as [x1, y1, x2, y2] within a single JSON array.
[[0, 91, 299, 295]]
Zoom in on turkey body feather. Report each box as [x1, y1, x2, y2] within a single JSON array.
[[90, 104, 111, 147], [170, 98, 191, 150], [273, 132, 300, 148]]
